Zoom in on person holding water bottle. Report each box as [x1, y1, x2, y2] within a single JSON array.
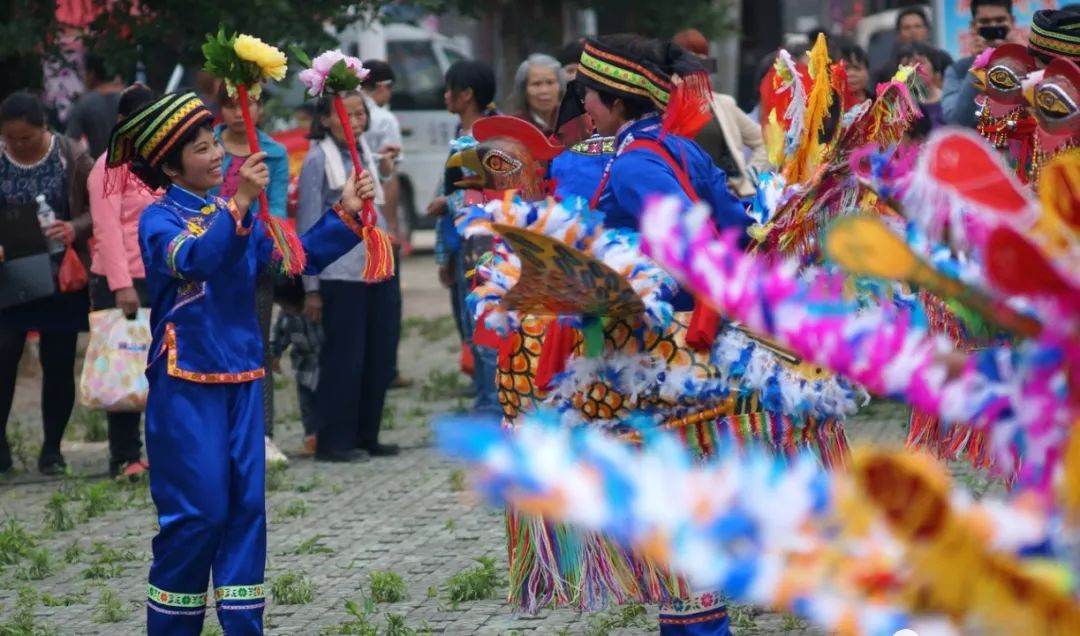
[[0, 90, 93, 475]]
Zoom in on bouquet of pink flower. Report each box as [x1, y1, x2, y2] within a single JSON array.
[[296, 50, 368, 97], [294, 48, 392, 282]]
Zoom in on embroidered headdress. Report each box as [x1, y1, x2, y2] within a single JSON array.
[[106, 92, 213, 170], [1028, 9, 1080, 64]]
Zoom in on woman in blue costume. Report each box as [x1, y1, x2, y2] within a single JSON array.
[[577, 35, 752, 312], [105, 92, 376, 636], [573, 33, 753, 635]]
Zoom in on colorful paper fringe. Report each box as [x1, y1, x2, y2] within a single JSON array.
[[639, 195, 1075, 489], [436, 415, 1080, 635]]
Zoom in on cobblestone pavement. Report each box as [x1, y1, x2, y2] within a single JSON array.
[[0, 256, 976, 635]]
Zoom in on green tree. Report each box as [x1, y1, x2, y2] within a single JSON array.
[[0, 0, 60, 94], [80, 0, 393, 91]]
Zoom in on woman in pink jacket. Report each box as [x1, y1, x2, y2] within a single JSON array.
[[87, 83, 157, 480]]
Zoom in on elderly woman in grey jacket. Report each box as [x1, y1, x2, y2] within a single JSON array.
[[296, 92, 398, 463]]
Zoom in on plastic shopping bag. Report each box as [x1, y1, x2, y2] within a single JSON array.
[[79, 308, 151, 412]]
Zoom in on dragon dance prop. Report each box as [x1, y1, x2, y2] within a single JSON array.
[[294, 48, 394, 282], [454, 193, 857, 612], [640, 128, 1080, 496], [753, 36, 925, 260], [444, 97, 865, 610], [202, 27, 306, 275], [435, 417, 1080, 636]]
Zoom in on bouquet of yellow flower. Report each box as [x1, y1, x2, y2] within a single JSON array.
[[203, 26, 304, 275]]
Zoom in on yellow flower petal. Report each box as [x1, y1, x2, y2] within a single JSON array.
[[234, 34, 288, 83]]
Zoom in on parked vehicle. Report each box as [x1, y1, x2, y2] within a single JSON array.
[[338, 22, 472, 234]]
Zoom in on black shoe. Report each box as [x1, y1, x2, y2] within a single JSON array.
[[38, 451, 67, 476], [315, 448, 370, 463], [0, 440, 11, 474], [359, 442, 400, 457]]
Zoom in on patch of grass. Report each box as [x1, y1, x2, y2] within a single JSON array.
[[290, 534, 334, 555], [200, 625, 225, 636], [0, 518, 35, 566], [330, 484, 344, 495], [0, 588, 57, 636], [43, 491, 75, 532], [294, 472, 324, 493], [81, 543, 136, 580], [382, 403, 397, 431], [270, 571, 315, 605], [444, 518, 456, 531], [583, 603, 656, 636], [448, 469, 466, 493], [74, 480, 127, 521], [82, 562, 124, 580], [14, 548, 52, 581], [781, 613, 807, 631], [384, 613, 430, 636], [729, 603, 756, 629], [265, 462, 291, 492], [425, 586, 437, 599], [92, 589, 129, 623], [445, 556, 501, 605], [276, 498, 307, 520], [70, 406, 108, 442], [420, 368, 466, 401], [64, 541, 83, 564], [368, 570, 407, 603], [318, 598, 377, 636], [402, 315, 456, 342], [5, 418, 31, 471], [41, 589, 90, 607]]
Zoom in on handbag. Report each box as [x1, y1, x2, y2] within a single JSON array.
[[79, 308, 151, 412], [0, 253, 56, 309]]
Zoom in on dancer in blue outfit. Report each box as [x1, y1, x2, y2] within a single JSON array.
[[578, 35, 752, 314], [105, 92, 377, 636], [574, 33, 752, 636]]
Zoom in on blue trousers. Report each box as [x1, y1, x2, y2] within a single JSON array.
[[144, 361, 266, 635]]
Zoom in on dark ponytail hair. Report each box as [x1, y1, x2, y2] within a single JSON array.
[[0, 91, 47, 128], [118, 84, 156, 121]]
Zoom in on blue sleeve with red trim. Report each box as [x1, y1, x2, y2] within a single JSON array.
[[139, 203, 251, 282]]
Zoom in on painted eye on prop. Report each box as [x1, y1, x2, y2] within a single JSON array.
[[1035, 83, 1078, 121], [987, 65, 1023, 93], [482, 149, 522, 176]]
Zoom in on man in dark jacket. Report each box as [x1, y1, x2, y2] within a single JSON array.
[[942, 0, 1017, 128]]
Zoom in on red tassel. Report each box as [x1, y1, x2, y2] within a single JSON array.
[[535, 320, 576, 390], [662, 71, 713, 139], [686, 302, 722, 351], [236, 84, 307, 276], [331, 93, 396, 283], [360, 224, 394, 282]]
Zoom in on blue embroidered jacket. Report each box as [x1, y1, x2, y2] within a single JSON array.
[[548, 135, 615, 200], [594, 114, 750, 234], [594, 115, 752, 311], [139, 185, 364, 383]]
